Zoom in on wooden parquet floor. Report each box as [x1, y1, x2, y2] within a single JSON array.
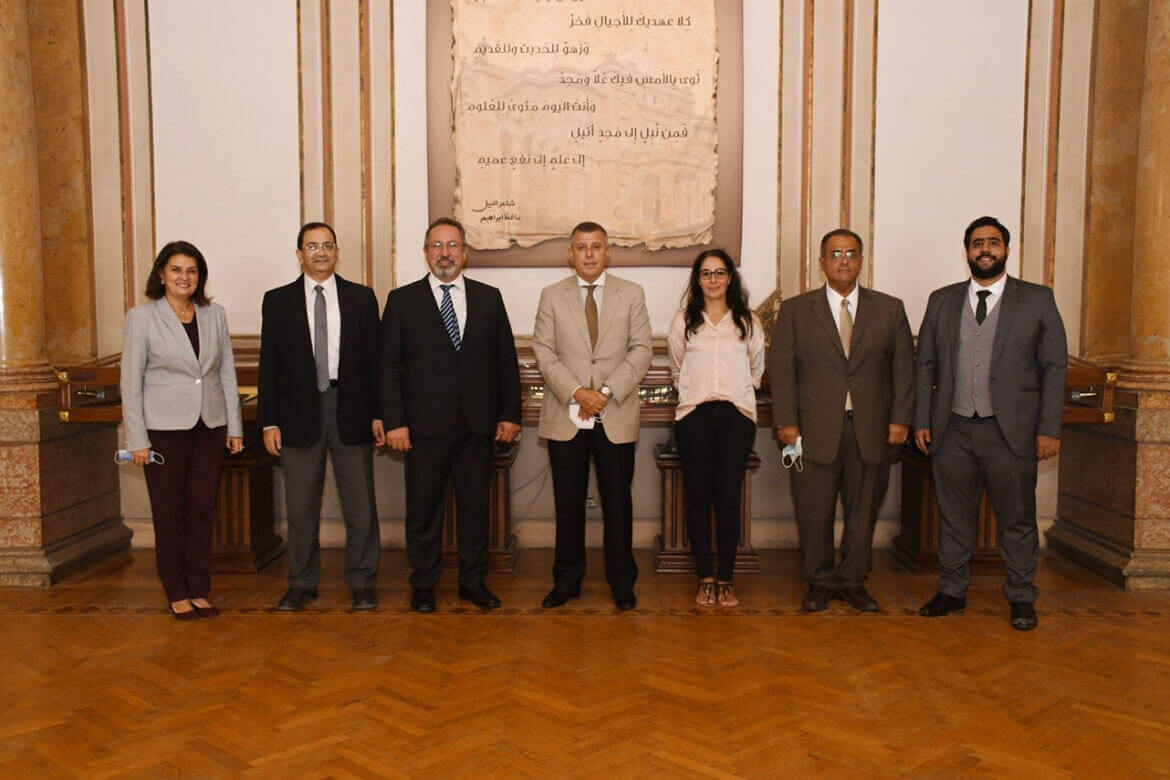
[[2, 548, 1169, 778]]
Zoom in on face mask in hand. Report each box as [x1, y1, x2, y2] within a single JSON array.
[[781, 436, 803, 472], [115, 449, 166, 466]]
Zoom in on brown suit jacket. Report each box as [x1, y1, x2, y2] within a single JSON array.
[[767, 285, 914, 465]]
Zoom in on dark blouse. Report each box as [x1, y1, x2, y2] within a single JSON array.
[[182, 316, 200, 359]]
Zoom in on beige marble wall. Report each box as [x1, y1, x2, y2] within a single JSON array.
[[27, 0, 97, 364], [1079, 0, 1146, 361]]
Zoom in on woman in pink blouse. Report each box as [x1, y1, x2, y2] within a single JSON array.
[[668, 249, 765, 607]]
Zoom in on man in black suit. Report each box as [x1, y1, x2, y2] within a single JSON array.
[[379, 217, 522, 613], [915, 215, 1067, 630], [258, 222, 383, 612]]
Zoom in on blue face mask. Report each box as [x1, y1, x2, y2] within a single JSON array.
[[781, 436, 803, 472], [114, 449, 166, 466]]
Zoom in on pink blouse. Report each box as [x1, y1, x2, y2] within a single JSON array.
[[667, 309, 765, 422]]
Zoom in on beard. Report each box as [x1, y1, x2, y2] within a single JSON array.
[[968, 254, 1007, 280]]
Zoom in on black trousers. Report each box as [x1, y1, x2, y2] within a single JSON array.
[[404, 414, 492, 589], [933, 413, 1039, 604], [143, 420, 226, 602], [790, 416, 890, 588], [674, 401, 756, 581], [547, 424, 637, 594]]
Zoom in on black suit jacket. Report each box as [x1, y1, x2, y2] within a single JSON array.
[[378, 276, 521, 438], [915, 276, 1067, 457], [257, 274, 381, 447], [768, 285, 915, 465]]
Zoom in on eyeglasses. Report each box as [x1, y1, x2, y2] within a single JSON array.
[[428, 241, 464, 251], [303, 242, 337, 253], [827, 249, 860, 260], [699, 268, 729, 280]]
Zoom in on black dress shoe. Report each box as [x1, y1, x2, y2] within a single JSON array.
[[277, 587, 318, 612], [613, 591, 637, 611], [919, 591, 966, 617], [352, 588, 378, 611], [801, 584, 836, 612], [1010, 601, 1037, 631], [541, 583, 581, 609], [411, 586, 436, 613], [190, 602, 220, 618], [837, 585, 879, 612], [458, 583, 501, 609]]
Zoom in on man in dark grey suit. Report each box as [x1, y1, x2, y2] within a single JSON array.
[[258, 222, 383, 612], [914, 216, 1067, 630]]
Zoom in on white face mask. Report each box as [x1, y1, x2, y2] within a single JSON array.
[[115, 449, 166, 466], [781, 436, 803, 472]]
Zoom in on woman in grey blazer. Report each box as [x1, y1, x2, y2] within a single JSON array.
[[121, 241, 243, 620]]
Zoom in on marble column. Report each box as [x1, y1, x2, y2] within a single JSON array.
[[1048, 0, 1170, 589], [0, 2, 129, 586]]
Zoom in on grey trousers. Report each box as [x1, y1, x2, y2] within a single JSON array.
[[280, 388, 380, 590], [932, 413, 1039, 604]]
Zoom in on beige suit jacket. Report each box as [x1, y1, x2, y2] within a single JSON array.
[[532, 274, 652, 443], [121, 297, 243, 451]]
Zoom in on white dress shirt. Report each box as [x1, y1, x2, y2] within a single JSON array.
[[825, 283, 859, 411], [668, 310, 765, 422], [428, 272, 467, 337], [303, 273, 340, 380], [577, 271, 606, 309], [967, 273, 1008, 316]]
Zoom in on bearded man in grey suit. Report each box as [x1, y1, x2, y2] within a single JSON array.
[[532, 221, 652, 611], [915, 215, 1067, 631]]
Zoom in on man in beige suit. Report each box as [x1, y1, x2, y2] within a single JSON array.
[[532, 221, 653, 610], [767, 229, 914, 613]]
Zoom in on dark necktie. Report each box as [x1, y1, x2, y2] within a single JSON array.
[[585, 284, 599, 350], [976, 290, 991, 325], [314, 285, 329, 391], [440, 284, 461, 350]]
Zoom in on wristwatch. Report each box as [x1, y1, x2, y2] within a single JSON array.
[[600, 385, 613, 400]]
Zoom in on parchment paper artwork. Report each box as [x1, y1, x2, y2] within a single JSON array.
[[451, 0, 718, 250]]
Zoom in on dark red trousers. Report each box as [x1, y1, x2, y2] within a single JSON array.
[[143, 421, 226, 601]]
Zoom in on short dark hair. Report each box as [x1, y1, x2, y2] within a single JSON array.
[[819, 228, 863, 256], [144, 241, 211, 305], [425, 217, 466, 246], [963, 216, 1010, 248], [297, 221, 337, 249], [570, 221, 608, 241]]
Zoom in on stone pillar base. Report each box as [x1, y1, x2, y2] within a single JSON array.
[[0, 518, 132, 587], [0, 388, 131, 587], [1050, 388, 1170, 590], [1046, 521, 1170, 590]]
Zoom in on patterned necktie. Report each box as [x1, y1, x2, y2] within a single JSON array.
[[839, 298, 853, 358], [440, 284, 461, 350], [840, 298, 853, 411], [585, 284, 599, 350], [976, 290, 990, 325], [314, 285, 329, 391]]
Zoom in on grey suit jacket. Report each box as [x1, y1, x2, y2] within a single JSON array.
[[532, 274, 652, 443], [121, 297, 243, 451], [768, 285, 915, 465], [915, 276, 1067, 457]]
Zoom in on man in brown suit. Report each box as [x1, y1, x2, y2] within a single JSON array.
[[767, 229, 914, 612]]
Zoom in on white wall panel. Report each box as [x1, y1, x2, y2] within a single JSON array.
[[872, 0, 1028, 328], [148, 0, 300, 332]]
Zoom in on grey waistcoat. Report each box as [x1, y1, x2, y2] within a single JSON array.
[[951, 293, 1001, 417]]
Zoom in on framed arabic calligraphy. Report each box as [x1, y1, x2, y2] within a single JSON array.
[[427, 0, 743, 267]]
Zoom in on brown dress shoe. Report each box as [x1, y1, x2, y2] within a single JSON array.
[[837, 585, 879, 612], [802, 584, 835, 612]]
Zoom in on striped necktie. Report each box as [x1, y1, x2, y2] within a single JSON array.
[[440, 284, 461, 350]]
